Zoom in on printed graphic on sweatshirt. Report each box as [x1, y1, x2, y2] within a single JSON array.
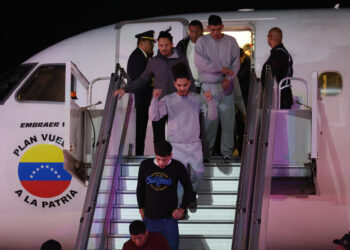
[[146, 172, 172, 191]]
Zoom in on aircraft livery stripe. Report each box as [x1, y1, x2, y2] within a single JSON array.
[[18, 162, 72, 181]]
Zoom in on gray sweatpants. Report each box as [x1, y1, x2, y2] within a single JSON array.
[[201, 82, 235, 158]]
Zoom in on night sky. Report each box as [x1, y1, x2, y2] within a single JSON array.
[[0, 1, 348, 75]]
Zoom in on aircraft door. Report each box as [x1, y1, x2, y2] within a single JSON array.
[[0, 62, 88, 249], [63, 61, 91, 184]]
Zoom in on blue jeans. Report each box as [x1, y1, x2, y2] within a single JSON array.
[[144, 217, 179, 250]]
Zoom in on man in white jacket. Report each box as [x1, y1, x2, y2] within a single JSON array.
[[149, 62, 217, 208], [195, 14, 240, 162]]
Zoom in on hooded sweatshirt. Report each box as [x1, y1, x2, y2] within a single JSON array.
[[124, 48, 195, 98]]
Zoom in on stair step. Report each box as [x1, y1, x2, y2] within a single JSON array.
[[272, 165, 312, 177], [89, 162, 241, 178], [94, 205, 236, 221], [90, 220, 234, 235], [98, 177, 239, 192], [88, 235, 233, 250], [116, 156, 241, 164], [271, 177, 316, 195], [97, 191, 237, 206]]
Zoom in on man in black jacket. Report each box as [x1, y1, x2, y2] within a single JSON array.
[[137, 140, 193, 250], [176, 20, 204, 93], [261, 27, 294, 109], [127, 30, 155, 155]]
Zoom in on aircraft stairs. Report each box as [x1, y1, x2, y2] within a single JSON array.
[[72, 65, 319, 249], [87, 156, 240, 249]]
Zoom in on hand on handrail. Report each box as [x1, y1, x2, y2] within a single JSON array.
[[114, 88, 125, 99]]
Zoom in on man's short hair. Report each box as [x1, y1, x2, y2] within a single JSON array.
[[208, 15, 222, 26], [269, 27, 283, 41], [189, 20, 203, 30], [154, 140, 172, 157], [157, 27, 173, 42], [41, 239, 62, 250], [129, 220, 146, 235], [172, 62, 190, 81], [334, 232, 350, 249]]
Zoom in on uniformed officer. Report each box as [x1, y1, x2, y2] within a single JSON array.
[[127, 30, 156, 155]]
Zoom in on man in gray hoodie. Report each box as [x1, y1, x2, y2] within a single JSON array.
[[195, 15, 240, 162], [149, 62, 217, 208], [115, 28, 195, 144]]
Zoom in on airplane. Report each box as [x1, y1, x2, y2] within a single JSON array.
[[0, 6, 349, 250]]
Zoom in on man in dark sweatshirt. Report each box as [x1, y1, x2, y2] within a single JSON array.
[[114, 28, 195, 144], [136, 140, 193, 250], [261, 27, 293, 109]]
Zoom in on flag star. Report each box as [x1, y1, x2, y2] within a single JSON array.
[[54, 171, 57, 174], [46, 165, 49, 168], [57, 175, 61, 179], [30, 175, 33, 179], [41, 165, 44, 168], [36, 168, 39, 171], [32, 171, 36, 174], [50, 168, 54, 171]]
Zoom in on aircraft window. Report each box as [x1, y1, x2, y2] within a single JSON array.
[[318, 71, 342, 96], [0, 64, 36, 104], [17, 65, 65, 102]]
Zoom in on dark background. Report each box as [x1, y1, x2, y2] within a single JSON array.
[[1, 1, 348, 75]]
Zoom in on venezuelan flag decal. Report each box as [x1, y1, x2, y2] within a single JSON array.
[[18, 144, 72, 198]]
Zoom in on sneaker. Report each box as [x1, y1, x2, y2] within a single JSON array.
[[203, 158, 210, 163], [224, 156, 231, 163]]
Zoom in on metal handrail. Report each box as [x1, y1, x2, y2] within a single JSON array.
[[248, 65, 275, 250], [232, 70, 262, 250], [99, 68, 133, 250], [75, 64, 131, 250], [89, 77, 112, 106]]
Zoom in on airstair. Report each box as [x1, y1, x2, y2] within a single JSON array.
[[87, 156, 240, 249], [73, 64, 319, 249]]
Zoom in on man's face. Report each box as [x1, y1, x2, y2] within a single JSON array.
[[174, 77, 191, 96], [189, 25, 203, 43], [131, 232, 148, 247], [208, 24, 224, 40], [267, 31, 274, 48], [155, 154, 172, 168], [141, 40, 155, 57], [158, 38, 173, 57]]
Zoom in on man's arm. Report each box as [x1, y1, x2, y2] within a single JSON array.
[[178, 163, 194, 210], [136, 161, 146, 218], [114, 60, 154, 98], [148, 89, 168, 121], [227, 39, 241, 81], [194, 37, 222, 73]]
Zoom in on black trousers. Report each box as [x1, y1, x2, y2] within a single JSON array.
[[135, 90, 152, 155]]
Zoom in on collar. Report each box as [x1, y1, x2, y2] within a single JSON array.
[[153, 159, 172, 167], [138, 47, 148, 58]]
